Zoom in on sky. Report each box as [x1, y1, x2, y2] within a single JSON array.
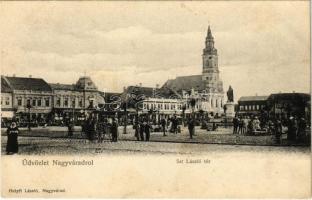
[[0, 1, 310, 101]]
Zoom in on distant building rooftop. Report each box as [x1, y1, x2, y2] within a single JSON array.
[[49, 83, 76, 91], [238, 96, 269, 102], [1, 76, 12, 93], [3, 76, 52, 92], [162, 75, 205, 92]]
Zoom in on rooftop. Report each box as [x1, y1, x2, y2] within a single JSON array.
[[1, 76, 12, 93], [49, 83, 76, 91], [3, 76, 52, 92], [162, 75, 205, 92], [238, 95, 269, 102]]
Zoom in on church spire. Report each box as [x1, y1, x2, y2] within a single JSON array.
[[207, 25, 213, 39], [203, 25, 217, 55]]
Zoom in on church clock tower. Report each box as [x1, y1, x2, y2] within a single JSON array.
[[202, 26, 223, 93]]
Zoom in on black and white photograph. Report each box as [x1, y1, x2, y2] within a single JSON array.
[[1, 1, 310, 198]]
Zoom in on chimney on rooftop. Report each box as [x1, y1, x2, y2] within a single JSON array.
[[156, 84, 159, 89], [139, 83, 142, 87], [13, 74, 16, 77], [29, 75, 32, 78]]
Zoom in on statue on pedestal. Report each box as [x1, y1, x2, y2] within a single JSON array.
[[226, 86, 234, 102]]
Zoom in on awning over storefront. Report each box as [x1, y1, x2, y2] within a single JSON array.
[[1, 111, 14, 118]]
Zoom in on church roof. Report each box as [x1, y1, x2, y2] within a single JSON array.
[[162, 75, 205, 92]]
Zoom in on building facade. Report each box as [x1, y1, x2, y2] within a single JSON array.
[[0, 75, 105, 125], [1, 76, 53, 124], [237, 96, 269, 116], [162, 26, 224, 116], [1, 76, 14, 120], [49, 76, 105, 123], [267, 93, 310, 119], [237, 93, 311, 120]]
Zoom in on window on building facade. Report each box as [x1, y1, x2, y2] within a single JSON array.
[[89, 100, 94, 108], [56, 98, 61, 107], [45, 99, 49, 107], [143, 103, 146, 110], [249, 105, 252, 110], [72, 99, 76, 108], [17, 99, 22, 106], [256, 105, 259, 110], [240, 106, 244, 111], [147, 104, 149, 110], [211, 99, 213, 107], [32, 99, 36, 106], [5, 97, 10, 105], [252, 105, 255, 110], [37, 99, 42, 107], [64, 98, 68, 107], [79, 99, 83, 107], [27, 99, 31, 106], [216, 99, 218, 108]]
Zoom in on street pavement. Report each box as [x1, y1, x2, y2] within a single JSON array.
[[1, 125, 306, 146], [1, 135, 310, 155]]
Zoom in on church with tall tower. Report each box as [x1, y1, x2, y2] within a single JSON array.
[[162, 25, 225, 116], [202, 26, 224, 94]]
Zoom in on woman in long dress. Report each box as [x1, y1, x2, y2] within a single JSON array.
[[6, 121, 19, 155]]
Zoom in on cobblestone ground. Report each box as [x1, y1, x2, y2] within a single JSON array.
[[1, 126, 310, 155], [1, 135, 310, 155], [2, 126, 307, 146]]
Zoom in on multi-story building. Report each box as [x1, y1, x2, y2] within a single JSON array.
[[237, 95, 269, 116], [1, 75, 53, 123], [162, 26, 224, 116], [1, 76, 14, 120], [0, 75, 105, 125], [119, 85, 183, 122], [267, 93, 310, 119], [49, 76, 105, 122], [237, 93, 311, 119]]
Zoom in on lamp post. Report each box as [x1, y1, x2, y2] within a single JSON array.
[[182, 104, 186, 126], [26, 103, 32, 131], [189, 98, 196, 135], [123, 93, 129, 134], [72, 96, 75, 125]]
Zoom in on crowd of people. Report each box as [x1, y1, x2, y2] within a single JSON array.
[[78, 114, 187, 143], [232, 115, 309, 144], [4, 112, 310, 155]]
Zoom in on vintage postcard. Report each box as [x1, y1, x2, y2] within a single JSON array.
[[1, 1, 311, 198]]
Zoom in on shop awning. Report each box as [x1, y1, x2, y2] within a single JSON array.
[[1, 111, 14, 118]]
